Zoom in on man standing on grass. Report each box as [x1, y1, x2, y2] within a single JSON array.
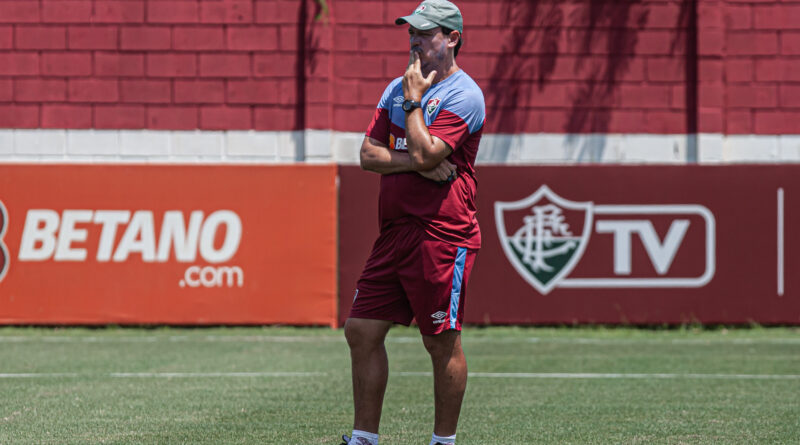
[[340, 1, 485, 444]]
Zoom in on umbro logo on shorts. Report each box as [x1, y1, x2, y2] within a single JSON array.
[[431, 311, 448, 324]]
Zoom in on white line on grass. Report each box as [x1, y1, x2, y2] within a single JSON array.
[[0, 335, 799, 345], [110, 372, 327, 378], [2, 371, 798, 380], [0, 372, 326, 379], [0, 335, 345, 343], [397, 372, 800, 380], [517, 337, 800, 345], [0, 373, 81, 378]]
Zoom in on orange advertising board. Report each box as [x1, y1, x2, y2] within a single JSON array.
[[0, 165, 337, 326]]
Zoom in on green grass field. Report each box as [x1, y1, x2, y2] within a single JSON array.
[[1, 326, 799, 444]]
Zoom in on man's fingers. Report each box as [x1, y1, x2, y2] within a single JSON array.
[[437, 162, 455, 181], [425, 70, 437, 84], [440, 159, 456, 171]]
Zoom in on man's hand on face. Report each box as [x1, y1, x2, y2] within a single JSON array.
[[402, 50, 437, 102], [418, 158, 457, 184]]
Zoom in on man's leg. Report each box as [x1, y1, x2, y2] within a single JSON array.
[[422, 330, 467, 437], [344, 317, 394, 434]]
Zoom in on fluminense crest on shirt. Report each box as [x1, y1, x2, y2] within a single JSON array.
[[426, 97, 441, 116]]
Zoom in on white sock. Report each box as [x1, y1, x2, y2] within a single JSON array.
[[430, 433, 456, 444], [350, 429, 379, 445]]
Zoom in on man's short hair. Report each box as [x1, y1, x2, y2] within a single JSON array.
[[440, 26, 462, 57]]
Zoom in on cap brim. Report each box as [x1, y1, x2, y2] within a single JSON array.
[[395, 14, 439, 30]]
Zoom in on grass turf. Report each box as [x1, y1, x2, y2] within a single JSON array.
[[0, 326, 798, 444]]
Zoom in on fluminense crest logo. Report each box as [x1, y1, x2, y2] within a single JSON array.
[[426, 97, 441, 116], [495, 185, 593, 294], [0, 200, 8, 283], [496, 185, 716, 295]]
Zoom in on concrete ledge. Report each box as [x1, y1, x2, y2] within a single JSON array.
[[0, 130, 797, 164]]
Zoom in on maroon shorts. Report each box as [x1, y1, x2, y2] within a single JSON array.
[[350, 221, 477, 335]]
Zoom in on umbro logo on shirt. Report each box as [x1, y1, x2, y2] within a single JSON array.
[[393, 96, 404, 107]]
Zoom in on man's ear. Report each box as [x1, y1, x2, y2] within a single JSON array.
[[448, 30, 461, 48]]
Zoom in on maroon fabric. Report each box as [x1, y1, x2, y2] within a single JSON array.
[[428, 109, 478, 174], [350, 221, 476, 334], [365, 107, 390, 146]]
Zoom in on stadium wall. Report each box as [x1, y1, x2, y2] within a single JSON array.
[[0, 164, 339, 325], [0, 0, 798, 162], [338, 165, 800, 326], [1, 163, 797, 326], [1, 1, 799, 326]]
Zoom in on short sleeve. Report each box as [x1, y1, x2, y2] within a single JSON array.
[[366, 109, 391, 145], [365, 78, 402, 146], [428, 89, 485, 151]]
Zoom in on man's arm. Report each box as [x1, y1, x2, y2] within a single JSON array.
[[360, 136, 457, 182], [361, 132, 452, 175], [360, 136, 413, 174], [405, 111, 453, 171], [402, 51, 453, 171]]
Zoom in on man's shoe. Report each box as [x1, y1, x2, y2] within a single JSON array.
[[339, 434, 350, 444]]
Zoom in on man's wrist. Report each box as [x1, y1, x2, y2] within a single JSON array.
[[402, 99, 422, 113]]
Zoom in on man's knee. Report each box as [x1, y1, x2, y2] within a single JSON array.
[[422, 330, 461, 359], [344, 318, 391, 351]]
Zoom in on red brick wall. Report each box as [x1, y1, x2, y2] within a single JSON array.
[[0, 0, 796, 135]]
